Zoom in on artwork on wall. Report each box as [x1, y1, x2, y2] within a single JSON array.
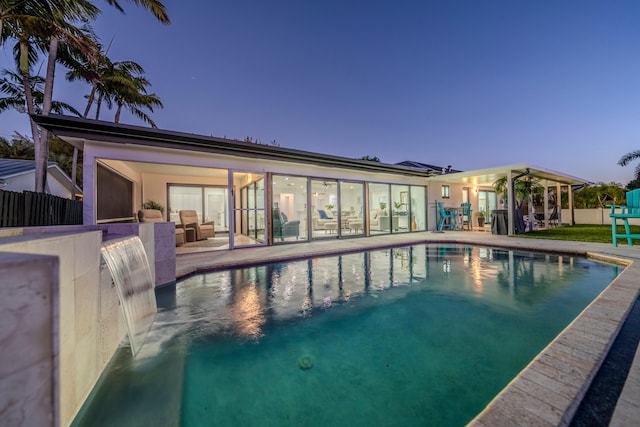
[[400, 191, 408, 205]]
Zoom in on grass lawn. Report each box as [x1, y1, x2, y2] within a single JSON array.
[[515, 224, 640, 245]]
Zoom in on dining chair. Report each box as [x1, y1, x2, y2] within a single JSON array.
[[460, 203, 472, 230], [437, 202, 457, 231]]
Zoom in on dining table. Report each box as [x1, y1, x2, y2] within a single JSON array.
[[444, 206, 464, 230]]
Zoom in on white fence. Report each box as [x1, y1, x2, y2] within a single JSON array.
[[561, 208, 640, 226]]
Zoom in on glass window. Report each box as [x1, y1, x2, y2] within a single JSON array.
[[410, 186, 426, 231], [233, 172, 265, 247], [311, 179, 338, 239], [478, 190, 497, 219], [168, 185, 228, 231], [391, 185, 410, 233], [340, 181, 364, 236], [441, 185, 450, 199], [368, 183, 390, 234], [204, 187, 229, 231], [272, 175, 308, 242]]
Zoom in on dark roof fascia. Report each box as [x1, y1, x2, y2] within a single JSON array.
[[396, 160, 462, 174], [33, 115, 433, 178]]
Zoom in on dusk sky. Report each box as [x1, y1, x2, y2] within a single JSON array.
[[1, 0, 639, 184]]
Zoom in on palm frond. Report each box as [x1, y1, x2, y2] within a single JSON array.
[[618, 150, 640, 167]]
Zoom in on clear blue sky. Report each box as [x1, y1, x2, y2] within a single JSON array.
[[1, 0, 639, 184]]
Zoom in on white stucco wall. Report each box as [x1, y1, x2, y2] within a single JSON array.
[[82, 141, 429, 226]]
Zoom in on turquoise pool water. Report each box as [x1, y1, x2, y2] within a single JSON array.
[[73, 244, 620, 427]]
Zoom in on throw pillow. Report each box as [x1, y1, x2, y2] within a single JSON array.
[[318, 209, 333, 219]]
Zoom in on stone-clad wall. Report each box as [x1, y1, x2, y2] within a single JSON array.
[[0, 223, 177, 426], [0, 252, 59, 427]]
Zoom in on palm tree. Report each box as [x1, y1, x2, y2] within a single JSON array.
[[113, 75, 162, 126], [2, 0, 99, 192], [493, 176, 543, 209], [1, 0, 169, 193], [65, 47, 162, 185], [0, 68, 81, 115], [618, 150, 640, 181], [103, 0, 169, 24]]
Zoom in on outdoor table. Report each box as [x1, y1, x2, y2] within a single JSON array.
[[445, 207, 463, 230]]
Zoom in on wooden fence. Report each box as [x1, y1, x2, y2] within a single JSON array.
[[0, 189, 82, 227]]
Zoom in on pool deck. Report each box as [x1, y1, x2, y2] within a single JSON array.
[[175, 231, 640, 426]]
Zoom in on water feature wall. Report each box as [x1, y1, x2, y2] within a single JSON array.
[[0, 221, 176, 427], [100, 236, 157, 356]]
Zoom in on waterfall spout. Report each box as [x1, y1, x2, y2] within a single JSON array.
[[101, 236, 157, 356]]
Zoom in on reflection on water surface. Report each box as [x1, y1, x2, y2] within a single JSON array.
[[73, 244, 620, 427]]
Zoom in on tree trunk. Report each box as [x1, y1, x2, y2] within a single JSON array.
[[114, 103, 122, 123], [19, 40, 46, 192], [83, 84, 97, 118], [71, 148, 78, 193], [95, 93, 102, 120], [34, 37, 60, 193]]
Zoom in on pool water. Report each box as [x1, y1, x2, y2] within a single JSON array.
[[73, 244, 620, 427]]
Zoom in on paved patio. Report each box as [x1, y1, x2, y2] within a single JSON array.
[[175, 230, 640, 426]]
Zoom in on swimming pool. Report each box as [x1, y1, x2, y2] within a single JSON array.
[[72, 244, 620, 426]]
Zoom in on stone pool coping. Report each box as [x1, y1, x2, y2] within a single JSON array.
[[175, 231, 640, 425], [468, 252, 638, 426]]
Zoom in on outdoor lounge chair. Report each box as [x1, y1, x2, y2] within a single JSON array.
[[548, 205, 559, 227], [535, 206, 559, 228], [179, 210, 215, 240], [138, 209, 186, 246]]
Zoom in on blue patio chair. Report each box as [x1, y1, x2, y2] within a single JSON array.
[[460, 203, 472, 230], [437, 202, 457, 231]]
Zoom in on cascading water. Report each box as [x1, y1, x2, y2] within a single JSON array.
[[101, 236, 157, 356]]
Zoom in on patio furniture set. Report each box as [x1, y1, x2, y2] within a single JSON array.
[[138, 208, 215, 246]]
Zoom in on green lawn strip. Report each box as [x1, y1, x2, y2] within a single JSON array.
[[513, 224, 640, 245]]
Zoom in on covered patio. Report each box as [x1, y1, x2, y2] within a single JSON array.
[[426, 163, 592, 235]]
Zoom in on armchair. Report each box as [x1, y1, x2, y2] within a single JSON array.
[[369, 209, 386, 231], [273, 208, 300, 241], [179, 210, 215, 240], [138, 209, 186, 246]]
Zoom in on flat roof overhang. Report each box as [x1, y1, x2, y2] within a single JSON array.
[[426, 163, 592, 188], [32, 114, 434, 178]]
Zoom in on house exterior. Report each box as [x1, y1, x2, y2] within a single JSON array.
[[34, 114, 591, 244], [0, 158, 77, 198]]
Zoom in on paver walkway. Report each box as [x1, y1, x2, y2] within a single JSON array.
[[176, 231, 640, 426]]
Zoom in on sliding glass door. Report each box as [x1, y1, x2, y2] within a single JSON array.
[[311, 179, 338, 239], [232, 172, 265, 247], [272, 175, 308, 242], [168, 185, 228, 231]]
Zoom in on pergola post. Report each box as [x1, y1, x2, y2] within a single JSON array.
[[556, 183, 562, 225], [543, 181, 550, 229], [507, 170, 515, 235], [568, 185, 574, 225]]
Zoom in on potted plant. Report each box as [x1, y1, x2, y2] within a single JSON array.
[[476, 210, 486, 227], [142, 200, 165, 214]]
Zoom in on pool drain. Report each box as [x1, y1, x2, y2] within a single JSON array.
[[298, 355, 314, 370]]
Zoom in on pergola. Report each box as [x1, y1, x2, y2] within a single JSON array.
[[427, 163, 593, 235]]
